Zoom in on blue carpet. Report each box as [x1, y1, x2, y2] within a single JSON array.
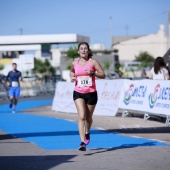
[[0, 100, 52, 113], [0, 100, 169, 150]]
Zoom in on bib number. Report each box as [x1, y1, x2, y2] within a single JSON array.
[[12, 81, 19, 87], [77, 76, 92, 87]]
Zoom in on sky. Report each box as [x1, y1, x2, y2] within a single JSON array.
[[0, 0, 170, 48]]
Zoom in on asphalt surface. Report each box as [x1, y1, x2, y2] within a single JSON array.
[[0, 95, 170, 170]]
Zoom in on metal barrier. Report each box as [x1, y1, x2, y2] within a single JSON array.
[[20, 80, 56, 97], [0, 82, 8, 100], [0, 80, 56, 101]]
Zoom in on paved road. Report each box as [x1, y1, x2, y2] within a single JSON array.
[[0, 96, 170, 170]]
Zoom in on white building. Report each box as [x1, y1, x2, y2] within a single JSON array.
[[112, 25, 169, 62], [0, 34, 89, 77], [0, 34, 89, 62]]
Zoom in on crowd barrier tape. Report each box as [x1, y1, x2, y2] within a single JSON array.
[[52, 79, 170, 126]]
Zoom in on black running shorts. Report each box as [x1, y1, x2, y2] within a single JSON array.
[[73, 91, 98, 105]]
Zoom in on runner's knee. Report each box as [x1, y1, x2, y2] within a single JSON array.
[[79, 114, 85, 121], [86, 117, 93, 123]]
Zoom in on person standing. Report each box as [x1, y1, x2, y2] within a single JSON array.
[[141, 68, 147, 78], [150, 57, 169, 80], [70, 42, 105, 151], [6, 63, 23, 113], [166, 53, 170, 76]]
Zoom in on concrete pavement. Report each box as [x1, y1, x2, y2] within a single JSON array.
[[0, 95, 170, 170]]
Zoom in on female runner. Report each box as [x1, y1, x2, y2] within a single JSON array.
[[70, 42, 105, 151]]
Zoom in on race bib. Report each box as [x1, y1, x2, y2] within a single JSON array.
[[77, 76, 92, 87], [12, 81, 19, 87]]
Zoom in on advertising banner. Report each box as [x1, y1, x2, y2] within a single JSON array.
[[94, 79, 124, 116], [147, 80, 170, 116], [52, 79, 170, 117], [52, 82, 76, 113], [19, 54, 34, 70], [119, 79, 148, 112], [52, 80, 124, 116]]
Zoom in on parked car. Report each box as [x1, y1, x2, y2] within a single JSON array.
[[107, 72, 119, 79]]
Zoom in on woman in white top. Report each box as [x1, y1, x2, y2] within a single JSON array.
[[150, 57, 169, 80]]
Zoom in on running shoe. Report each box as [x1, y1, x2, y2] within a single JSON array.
[[79, 142, 86, 151], [12, 109, 16, 114], [9, 102, 13, 108], [85, 132, 90, 145]]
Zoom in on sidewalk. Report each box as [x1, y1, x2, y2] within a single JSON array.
[[0, 96, 170, 170]]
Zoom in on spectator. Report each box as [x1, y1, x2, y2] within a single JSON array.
[[166, 53, 170, 76], [150, 57, 169, 80], [141, 68, 147, 78]]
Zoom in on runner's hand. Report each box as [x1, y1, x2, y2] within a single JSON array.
[[85, 68, 95, 76], [71, 77, 76, 82], [6, 82, 10, 87]]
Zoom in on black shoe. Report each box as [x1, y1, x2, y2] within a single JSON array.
[[79, 142, 86, 151]]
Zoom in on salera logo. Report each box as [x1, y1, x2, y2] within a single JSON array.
[[123, 84, 134, 105], [149, 84, 160, 108]]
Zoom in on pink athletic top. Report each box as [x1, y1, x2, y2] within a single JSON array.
[[74, 59, 96, 94]]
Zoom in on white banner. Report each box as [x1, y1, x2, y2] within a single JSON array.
[[52, 79, 170, 117], [19, 54, 34, 70], [52, 80, 124, 116], [94, 79, 124, 116], [147, 80, 170, 116], [52, 82, 76, 113], [119, 79, 148, 112]]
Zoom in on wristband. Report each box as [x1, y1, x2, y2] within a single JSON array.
[[90, 71, 95, 76]]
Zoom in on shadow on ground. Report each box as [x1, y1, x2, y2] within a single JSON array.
[[0, 155, 76, 170], [1, 126, 170, 142], [106, 127, 170, 134], [0, 130, 105, 140], [86, 142, 160, 156]]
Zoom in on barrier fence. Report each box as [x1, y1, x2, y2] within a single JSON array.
[[0, 80, 56, 101], [0, 82, 8, 100], [52, 79, 170, 126], [20, 80, 56, 96]]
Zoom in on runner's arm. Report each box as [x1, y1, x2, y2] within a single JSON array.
[[19, 72, 23, 82], [92, 59, 105, 79], [5, 72, 10, 86], [70, 61, 76, 82]]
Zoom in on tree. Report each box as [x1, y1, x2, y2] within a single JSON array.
[[134, 51, 154, 67], [0, 64, 4, 71], [44, 59, 56, 77], [32, 58, 56, 80], [66, 46, 78, 61], [103, 60, 111, 75], [67, 64, 71, 70], [130, 67, 136, 77]]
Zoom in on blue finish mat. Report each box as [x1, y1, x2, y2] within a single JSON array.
[[0, 100, 52, 113], [0, 100, 169, 150]]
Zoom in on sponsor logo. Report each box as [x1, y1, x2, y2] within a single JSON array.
[[123, 83, 147, 105], [148, 84, 160, 108], [123, 84, 134, 105]]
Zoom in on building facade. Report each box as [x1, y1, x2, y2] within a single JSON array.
[[112, 25, 169, 62]]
